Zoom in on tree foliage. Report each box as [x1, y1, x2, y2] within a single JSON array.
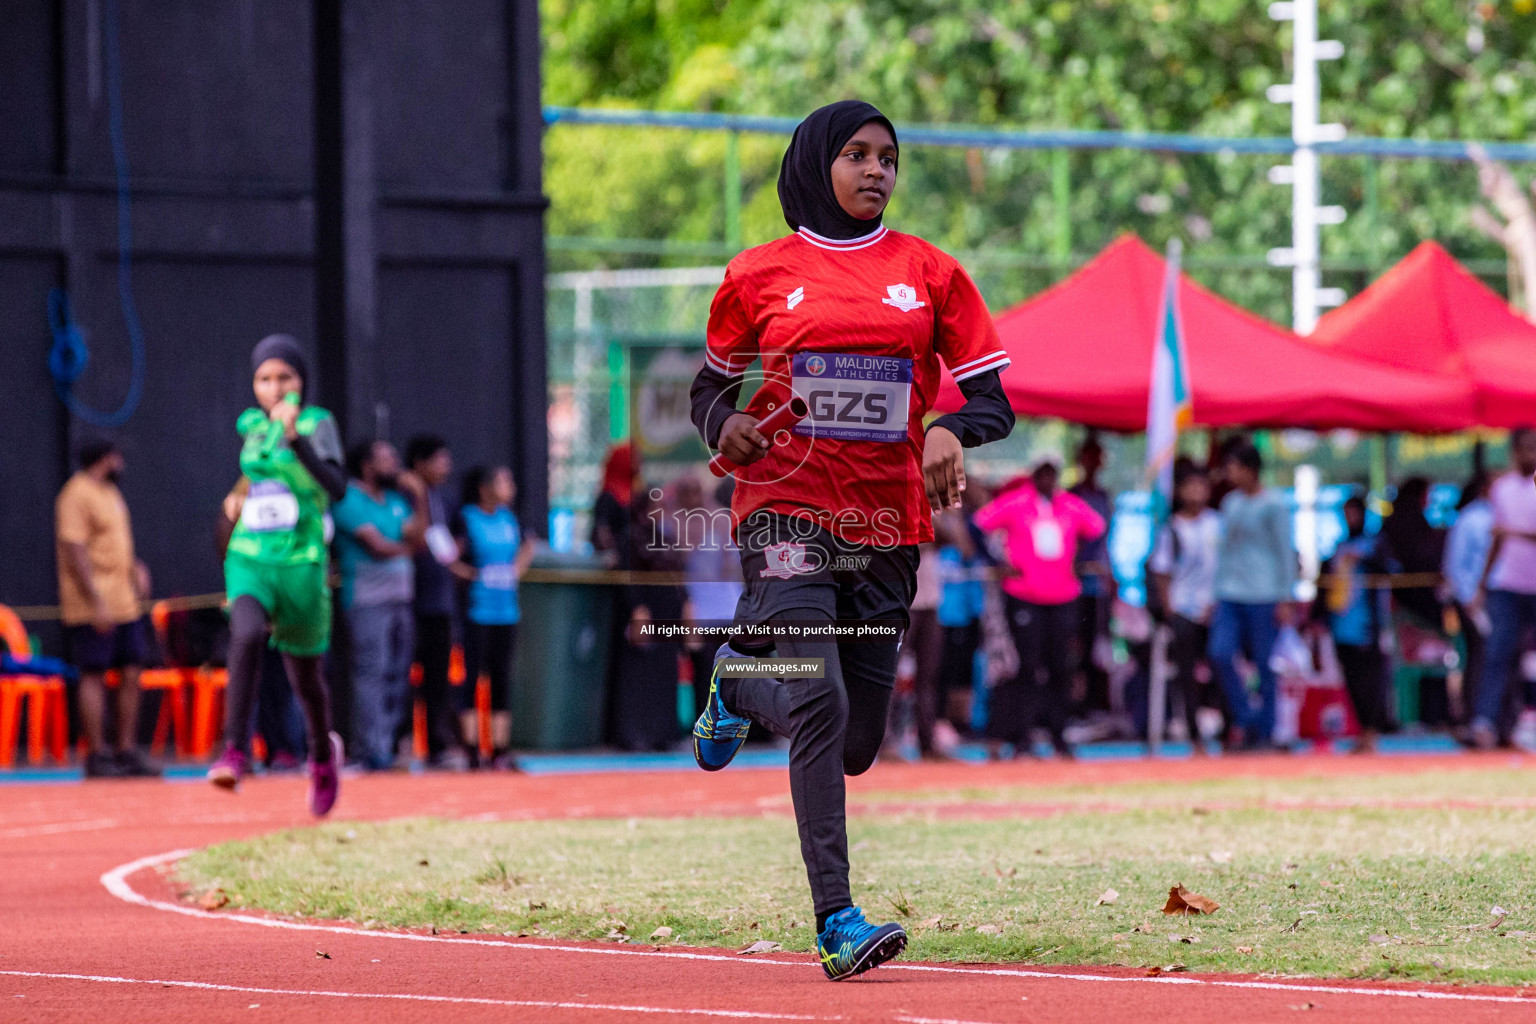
[[542, 0, 1536, 319]]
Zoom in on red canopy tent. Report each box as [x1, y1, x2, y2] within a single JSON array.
[[935, 235, 1475, 432], [1306, 241, 1536, 428]]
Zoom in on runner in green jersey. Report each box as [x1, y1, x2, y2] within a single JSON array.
[[208, 334, 347, 817]]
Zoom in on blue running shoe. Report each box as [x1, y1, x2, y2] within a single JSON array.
[[692, 643, 753, 771], [816, 906, 907, 981]]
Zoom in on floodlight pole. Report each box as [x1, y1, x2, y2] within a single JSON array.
[[1266, 0, 1347, 334]]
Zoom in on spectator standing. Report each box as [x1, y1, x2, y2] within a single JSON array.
[[54, 440, 159, 777], [1380, 477, 1447, 627], [675, 476, 742, 719], [1318, 495, 1397, 751], [904, 542, 946, 758], [1146, 463, 1222, 746], [591, 443, 635, 564], [1207, 442, 1296, 750], [333, 440, 426, 770], [406, 434, 468, 769], [454, 465, 534, 768], [610, 484, 686, 751], [974, 460, 1106, 758], [1069, 435, 1115, 714], [1443, 471, 1494, 725], [1471, 428, 1536, 749], [931, 509, 987, 743]]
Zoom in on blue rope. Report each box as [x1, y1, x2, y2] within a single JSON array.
[[50, 0, 145, 428]]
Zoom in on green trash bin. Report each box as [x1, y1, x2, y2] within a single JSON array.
[[511, 552, 615, 750]]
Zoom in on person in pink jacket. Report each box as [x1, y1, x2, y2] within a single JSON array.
[[974, 459, 1107, 757]]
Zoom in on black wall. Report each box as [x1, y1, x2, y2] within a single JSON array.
[[0, 0, 547, 613]]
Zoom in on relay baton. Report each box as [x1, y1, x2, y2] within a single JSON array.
[[708, 396, 810, 478]]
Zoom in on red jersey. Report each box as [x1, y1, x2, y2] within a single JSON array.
[[707, 225, 1008, 546]]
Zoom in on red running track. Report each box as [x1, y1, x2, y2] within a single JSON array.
[[3, 754, 1535, 1023]]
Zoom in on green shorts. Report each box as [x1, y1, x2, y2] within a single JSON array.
[[224, 554, 332, 656]]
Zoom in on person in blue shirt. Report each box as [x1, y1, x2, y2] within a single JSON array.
[[454, 465, 534, 769], [1317, 494, 1397, 752], [1442, 470, 1493, 729], [332, 440, 427, 771]]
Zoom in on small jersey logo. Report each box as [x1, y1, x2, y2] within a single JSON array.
[[787, 286, 805, 310], [760, 542, 818, 579], [804, 354, 827, 376], [881, 283, 926, 312]]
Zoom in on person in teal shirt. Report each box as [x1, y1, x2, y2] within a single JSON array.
[[332, 440, 427, 770], [454, 464, 534, 768]]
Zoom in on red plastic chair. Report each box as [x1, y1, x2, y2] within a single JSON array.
[[0, 605, 69, 768]]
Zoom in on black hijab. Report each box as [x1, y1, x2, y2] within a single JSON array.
[[251, 333, 308, 391], [778, 100, 898, 240]]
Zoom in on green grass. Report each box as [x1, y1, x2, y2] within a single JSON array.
[[178, 768, 1536, 987]]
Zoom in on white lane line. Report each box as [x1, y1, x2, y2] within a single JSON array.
[[0, 970, 831, 1019], [103, 850, 1536, 1007], [0, 818, 118, 840]]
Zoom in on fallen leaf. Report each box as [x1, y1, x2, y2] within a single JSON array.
[[649, 926, 672, 940], [417, 859, 429, 867], [315, 951, 331, 960], [1368, 934, 1390, 944], [918, 916, 944, 929], [1208, 851, 1233, 864], [1132, 922, 1156, 934], [738, 941, 782, 955], [976, 924, 1001, 935], [1162, 885, 1220, 916], [198, 888, 229, 911], [1236, 946, 1254, 954], [1492, 905, 1509, 918], [604, 929, 627, 941], [1095, 888, 1119, 906]]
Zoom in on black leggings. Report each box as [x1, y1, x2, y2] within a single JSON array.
[[462, 621, 517, 713], [721, 610, 898, 917], [987, 597, 1075, 749], [223, 595, 334, 759]]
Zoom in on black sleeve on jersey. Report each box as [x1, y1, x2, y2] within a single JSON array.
[[291, 435, 348, 501], [690, 364, 744, 449], [927, 369, 1015, 448]]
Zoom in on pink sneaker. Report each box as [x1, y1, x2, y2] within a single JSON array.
[[308, 732, 344, 817], [207, 746, 249, 791]]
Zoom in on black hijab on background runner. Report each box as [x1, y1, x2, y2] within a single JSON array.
[[778, 100, 898, 240], [251, 333, 308, 397]]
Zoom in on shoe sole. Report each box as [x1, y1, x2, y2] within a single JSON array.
[[207, 768, 240, 791], [826, 929, 907, 982], [692, 733, 740, 772]]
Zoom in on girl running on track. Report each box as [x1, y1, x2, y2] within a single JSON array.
[[209, 334, 347, 816], [687, 100, 1015, 980]]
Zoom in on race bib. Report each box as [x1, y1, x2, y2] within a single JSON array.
[[480, 562, 517, 590], [241, 480, 299, 533], [791, 352, 911, 443], [1031, 518, 1064, 561], [425, 524, 458, 565]]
